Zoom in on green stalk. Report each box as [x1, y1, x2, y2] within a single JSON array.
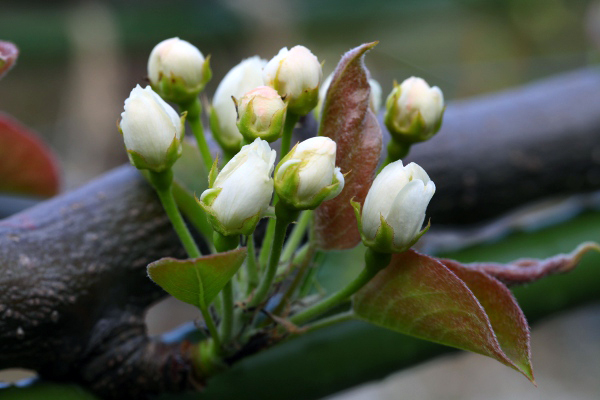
[[213, 232, 239, 345], [280, 112, 300, 158], [290, 249, 391, 326], [180, 97, 213, 172], [246, 234, 260, 295], [281, 210, 311, 263], [149, 170, 221, 347], [249, 205, 298, 308], [379, 139, 411, 172], [272, 244, 315, 317], [259, 218, 276, 268]]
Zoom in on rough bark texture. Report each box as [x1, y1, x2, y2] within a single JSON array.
[[0, 166, 194, 398]]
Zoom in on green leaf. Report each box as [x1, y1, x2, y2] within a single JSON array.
[[353, 249, 533, 381], [441, 259, 534, 381], [0, 113, 60, 197], [147, 248, 247, 309], [313, 42, 382, 250]]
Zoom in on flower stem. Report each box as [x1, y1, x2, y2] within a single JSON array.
[[290, 248, 391, 326], [149, 170, 221, 347], [280, 210, 311, 264], [259, 218, 276, 268], [249, 204, 298, 308], [213, 232, 239, 345], [280, 112, 300, 157], [149, 170, 202, 258], [272, 244, 315, 317], [180, 97, 213, 172], [379, 139, 411, 172], [245, 234, 260, 295]]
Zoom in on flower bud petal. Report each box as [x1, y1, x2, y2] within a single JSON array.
[[119, 85, 183, 172], [263, 45, 322, 115], [384, 76, 444, 143], [199, 139, 275, 236], [211, 57, 266, 151], [148, 37, 211, 103], [236, 86, 286, 142], [359, 160, 435, 252], [274, 136, 343, 210]]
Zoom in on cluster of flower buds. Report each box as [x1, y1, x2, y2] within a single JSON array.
[[384, 77, 444, 144], [148, 37, 212, 105], [354, 160, 435, 253], [119, 85, 184, 172]]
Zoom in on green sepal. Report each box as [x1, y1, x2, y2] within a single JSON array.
[[126, 134, 182, 173], [197, 189, 264, 237], [152, 55, 212, 104], [237, 99, 287, 143], [208, 156, 220, 188], [351, 199, 430, 254], [288, 86, 320, 116]]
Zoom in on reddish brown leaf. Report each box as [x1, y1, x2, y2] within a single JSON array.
[[0, 113, 60, 197], [441, 242, 600, 286], [313, 42, 382, 250], [353, 250, 533, 381], [0, 41, 19, 80], [441, 259, 533, 381]]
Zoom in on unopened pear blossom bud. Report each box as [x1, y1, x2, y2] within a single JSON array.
[[119, 85, 184, 172], [148, 37, 211, 104], [236, 86, 287, 142], [384, 76, 444, 143], [199, 139, 276, 236], [210, 56, 266, 152], [353, 160, 435, 253], [275, 137, 344, 210], [263, 45, 322, 116], [315, 73, 382, 120]]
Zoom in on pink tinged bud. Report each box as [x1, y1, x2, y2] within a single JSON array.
[[0, 41, 19, 80], [236, 86, 287, 142]]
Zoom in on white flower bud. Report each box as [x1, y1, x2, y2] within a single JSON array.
[[384, 76, 444, 143], [315, 73, 382, 120], [148, 37, 211, 103], [275, 137, 344, 210], [356, 160, 435, 252], [119, 85, 184, 172], [236, 86, 287, 142], [263, 45, 322, 116], [199, 139, 276, 236], [210, 56, 266, 152]]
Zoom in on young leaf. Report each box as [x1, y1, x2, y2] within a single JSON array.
[[0, 113, 60, 197], [313, 42, 382, 250], [441, 259, 533, 381], [147, 247, 247, 309], [353, 250, 532, 381], [441, 241, 600, 286], [0, 40, 18, 80]]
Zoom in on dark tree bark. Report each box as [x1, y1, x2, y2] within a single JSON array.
[[0, 166, 194, 398]]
